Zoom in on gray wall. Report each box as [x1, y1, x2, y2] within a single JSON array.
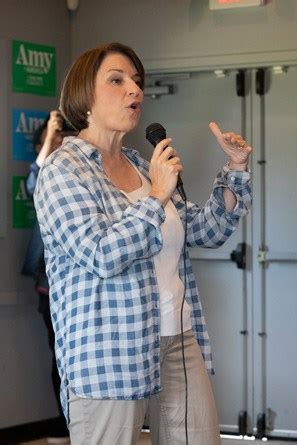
[[0, 0, 71, 427], [1, 0, 297, 430]]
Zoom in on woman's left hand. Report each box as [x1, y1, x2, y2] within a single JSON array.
[[209, 121, 252, 171]]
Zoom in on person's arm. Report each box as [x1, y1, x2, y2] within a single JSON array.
[[209, 121, 252, 212], [26, 111, 63, 196], [178, 122, 252, 248], [34, 161, 166, 279], [183, 165, 251, 248], [35, 110, 62, 167]]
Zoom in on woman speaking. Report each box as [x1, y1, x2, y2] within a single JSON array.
[[34, 42, 252, 445]]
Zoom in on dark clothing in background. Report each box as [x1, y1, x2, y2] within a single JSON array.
[[22, 162, 49, 308], [22, 161, 68, 437], [22, 219, 49, 297], [40, 294, 65, 419]]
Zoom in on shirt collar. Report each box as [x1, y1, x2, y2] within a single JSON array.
[[63, 136, 100, 160], [63, 136, 142, 167]]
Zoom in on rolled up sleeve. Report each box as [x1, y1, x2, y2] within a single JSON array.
[[185, 165, 252, 248]]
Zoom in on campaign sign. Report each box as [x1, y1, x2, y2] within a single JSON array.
[[12, 176, 36, 228], [12, 40, 56, 96], [12, 108, 48, 161]]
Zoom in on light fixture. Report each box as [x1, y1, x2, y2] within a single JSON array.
[[144, 84, 174, 99], [66, 0, 79, 11], [272, 66, 288, 75], [214, 69, 228, 78], [209, 0, 265, 10]]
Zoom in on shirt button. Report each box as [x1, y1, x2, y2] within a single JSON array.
[[230, 176, 235, 182]]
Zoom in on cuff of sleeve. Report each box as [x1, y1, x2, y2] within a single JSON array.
[[222, 163, 251, 187], [126, 196, 166, 227], [144, 196, 166, 219]]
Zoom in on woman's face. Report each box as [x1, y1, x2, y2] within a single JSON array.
[[89, 52, 144, 134]]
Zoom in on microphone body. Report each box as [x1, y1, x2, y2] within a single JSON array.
[[146, 123, 187, 201]]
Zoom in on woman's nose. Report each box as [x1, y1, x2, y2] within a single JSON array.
[[129, 89, 139, 97], [128, 81, 141, 97]]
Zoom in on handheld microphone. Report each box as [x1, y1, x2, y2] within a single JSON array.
[[145, 123, 187, 201]]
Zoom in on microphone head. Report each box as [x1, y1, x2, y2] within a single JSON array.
[[145, 122, 166, 147]]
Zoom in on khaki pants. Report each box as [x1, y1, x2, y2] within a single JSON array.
[[68, 330, 221, 445]]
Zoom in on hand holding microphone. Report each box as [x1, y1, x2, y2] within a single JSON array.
[[148, 137, 183, 206], [146, 123, 187, 204]]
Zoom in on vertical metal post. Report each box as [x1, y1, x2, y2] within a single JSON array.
[[255, 67, 268, 438], [236, 69, 248, 434]]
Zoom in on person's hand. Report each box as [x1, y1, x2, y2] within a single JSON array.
[[149, 138, 183, 206], [209, 121, 252, 171], [46, 110, 63, 146]]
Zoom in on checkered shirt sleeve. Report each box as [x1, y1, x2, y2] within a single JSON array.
[[174, 164, 252, 247], [35, 163, 165, 279]]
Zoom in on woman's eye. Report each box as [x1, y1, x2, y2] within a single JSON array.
[[111, 78, 122, 85]]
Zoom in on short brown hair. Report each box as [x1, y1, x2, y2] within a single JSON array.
[[59, 42, 145, 131]]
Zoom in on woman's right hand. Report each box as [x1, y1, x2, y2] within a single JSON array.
[[149, 137, 183, 206]]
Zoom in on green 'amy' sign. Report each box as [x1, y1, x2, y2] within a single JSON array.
[[12, 40, 56, 96], [12, 176, 36, 229]]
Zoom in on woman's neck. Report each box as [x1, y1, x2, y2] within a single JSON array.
[[78, 126, 125, 158]]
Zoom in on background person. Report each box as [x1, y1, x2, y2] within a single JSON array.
[[34, 42, 252, 445], [22, 110, 74, 444]]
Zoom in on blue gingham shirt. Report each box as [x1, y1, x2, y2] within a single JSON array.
[[34, 136, 251, 422]]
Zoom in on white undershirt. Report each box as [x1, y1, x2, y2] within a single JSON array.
[[122, 168, 192, 336]]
